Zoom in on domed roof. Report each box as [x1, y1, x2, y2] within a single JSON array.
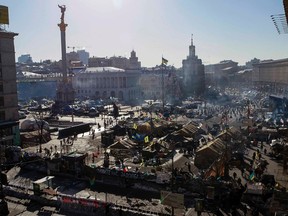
[[20, 118, 49, 131]]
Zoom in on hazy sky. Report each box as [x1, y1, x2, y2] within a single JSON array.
[[2, 0, 288, 67]]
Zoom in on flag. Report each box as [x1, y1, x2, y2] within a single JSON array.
[[162, 57, 168, 65], [133, 123, 137, 129], [140, 159, 144, 167], [0, 6, 9, 25], [249, 171, 255, 181], [144, 136, 149, 143]]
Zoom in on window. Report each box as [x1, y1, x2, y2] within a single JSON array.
[[0, 127, 12, 136], [0, 111, 5, 121], [0, 97, 4, 107]]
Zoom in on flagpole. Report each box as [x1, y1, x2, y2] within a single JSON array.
[[161, 56, 164, 112]]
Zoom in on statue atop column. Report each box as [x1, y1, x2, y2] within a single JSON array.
[[58, 5, 66, 23]]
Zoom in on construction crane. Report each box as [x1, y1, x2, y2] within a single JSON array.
[[67, 46, 82, 52]]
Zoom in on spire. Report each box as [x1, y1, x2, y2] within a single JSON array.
[[189, 34, 196, 57], [191, 34, 193, 45]]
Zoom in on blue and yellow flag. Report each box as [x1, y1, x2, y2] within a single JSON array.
[[162, 57, 168, 65], [249, 171, 255, 181]]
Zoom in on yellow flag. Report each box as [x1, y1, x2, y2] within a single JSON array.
[[144, 136, 149, 143], [133, 123, 137, 129]]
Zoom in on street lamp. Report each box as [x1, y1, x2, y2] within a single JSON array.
[[0, 147, 9, 215]]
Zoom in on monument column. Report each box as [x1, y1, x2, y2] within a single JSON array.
[[53, 5, 75, 112], [58, 5, 68, 80]]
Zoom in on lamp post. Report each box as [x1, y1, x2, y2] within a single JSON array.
[[0, 146, 9, 215], [170, 149, 176, 216]]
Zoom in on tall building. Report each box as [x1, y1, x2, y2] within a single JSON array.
[[205, 60, 238, 87], [18, 54, 33, 64], [139, 66, 181, 104], [77, 49, 89, 66], [0, 6, 19, 215], [0, 21, 20, 149], [182, 36, 205, 97], [252, 58, 288, 94]]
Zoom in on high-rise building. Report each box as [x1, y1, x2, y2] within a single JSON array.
[[0, 24, 20, 149], [182, 36, 205, 97], [77, 49, 89, 66], [18, 54, 33, 64], [0, 6, 19, 215]]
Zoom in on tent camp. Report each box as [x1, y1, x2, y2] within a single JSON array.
[[194, 138, 226, 169], [109, 138, 138, 159]]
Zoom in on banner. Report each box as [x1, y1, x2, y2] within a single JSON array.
[[0, 6, 9, 25]]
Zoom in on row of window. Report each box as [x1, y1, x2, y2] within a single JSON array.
[[77, 77, 127, 88]]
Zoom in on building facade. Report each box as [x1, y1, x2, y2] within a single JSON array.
[[252, 58, 288, 85], [88, 50, 141, 70], [182, 37, 205, 97], [77, 49, 89, 66], [139, 66, 182, 104], [205, 60, 238, 87], [252, 58, 288, 95], [18, 54, 33, 64], [72, 67, 141, 102], [0, 30, 20, 148]]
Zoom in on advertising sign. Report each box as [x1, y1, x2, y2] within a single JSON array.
[[0, 6, 9, 25]]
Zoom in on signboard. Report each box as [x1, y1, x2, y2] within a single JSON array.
[[0, 6, 9, 25], [60, 195, 106, 208], [160, 190, 184, 209], [95, 167, 156, 180]]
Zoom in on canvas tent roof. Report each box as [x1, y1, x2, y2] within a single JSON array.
[[177, 122, 199, 137], [109, 138, 137, 150], [194, 138, 226, 169], [197, 138, 226, 155]]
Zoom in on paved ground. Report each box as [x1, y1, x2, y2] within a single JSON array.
[[9, 104, 288, 215]]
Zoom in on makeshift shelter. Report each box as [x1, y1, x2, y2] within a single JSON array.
[[194, 138, 226, 169], [136, 122, 152, 134], [62, 152, 87, 176], [163, 132, 194, 150], [21, 129, 51, 147], [109, 138, 138, 159], [20, 119, 50, 131], [216, 127, 241, 142], [177, 122, 200, 138], [110, 124, 126, 136]]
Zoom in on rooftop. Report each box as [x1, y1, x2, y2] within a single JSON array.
[[83, 67, 125, 73]]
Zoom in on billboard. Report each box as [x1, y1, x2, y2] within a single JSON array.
[[0, 6, 9, 25]]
